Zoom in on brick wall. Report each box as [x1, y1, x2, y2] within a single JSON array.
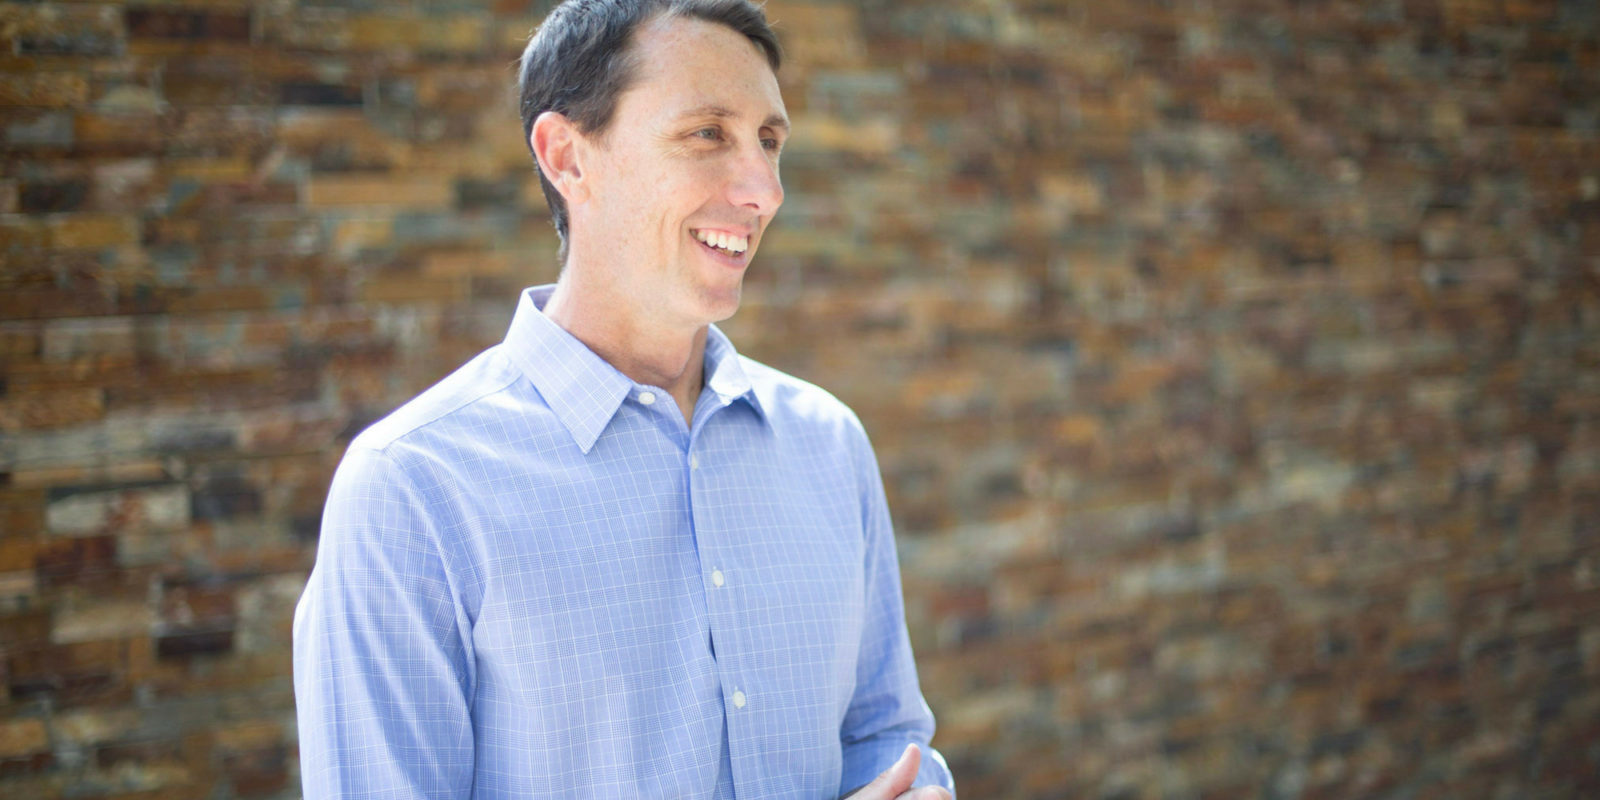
[[2, 1, 1596, 798]]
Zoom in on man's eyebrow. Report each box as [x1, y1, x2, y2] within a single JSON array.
[[675, 104, 790, 132]]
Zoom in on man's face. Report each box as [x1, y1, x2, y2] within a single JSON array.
[[570, 14, 788, 327]]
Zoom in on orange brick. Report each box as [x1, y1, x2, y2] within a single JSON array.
[[0, 388, 105, 430], [0, 73, 89, 107], [308, 175, 453, 209], [790, 115, 898, 157], [70, 111, 166, 154], [48, 214, 139, 249], [361, 275, 467, 305], [1052, 414, 1103, 446], [0, 718, 49, 758], [0, 538, 39, 573], [423, 250, 511, 278]]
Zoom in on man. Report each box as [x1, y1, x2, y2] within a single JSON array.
[[292, 1, 954, 797]]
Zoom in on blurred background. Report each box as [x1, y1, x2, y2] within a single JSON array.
[[2, 0, 1597, 797]]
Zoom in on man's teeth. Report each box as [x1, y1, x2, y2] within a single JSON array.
[[693, 229, 748, 254]]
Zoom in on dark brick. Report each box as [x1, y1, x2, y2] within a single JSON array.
[[152, 427, 237, 455], [1311, 729, 1367, 758], [6, 640, 127, 705], [224, 744, 290, 797], [126, 7, 250, 40], [0, 752, 54, 778], [18, 32, 120, 57], [191, 474, 263, 521], [290, 513, 322, 542], [97, 737, 184, 767], [0, 610, 51, 651], [278, 83, 364, 107], [34, 535, 118, 587], [455, 177, 521, 211], [155, 627, 234, 659]]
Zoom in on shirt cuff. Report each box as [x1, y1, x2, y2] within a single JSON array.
[[840, 739, 956, 799]]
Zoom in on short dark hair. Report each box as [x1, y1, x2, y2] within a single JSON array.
[[517, 0, 781, 260]]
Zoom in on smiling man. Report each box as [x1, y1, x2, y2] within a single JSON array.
[[292, 1, 954, 798]]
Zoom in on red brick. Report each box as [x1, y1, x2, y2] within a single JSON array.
[[34, 535, 119, 587]]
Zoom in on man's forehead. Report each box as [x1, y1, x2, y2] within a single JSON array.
[[625, 17, 784, 106]]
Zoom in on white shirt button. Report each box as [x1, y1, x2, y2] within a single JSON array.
[[711, 569, 724, 587], [690, 455, 700, 470], [731, 690, 746, 709], [638, 391, 656, 405]]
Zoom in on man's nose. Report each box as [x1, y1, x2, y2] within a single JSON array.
[[728, 143, 784, 216]]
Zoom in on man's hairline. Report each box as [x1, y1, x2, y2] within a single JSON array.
[[580, 10, 782, 143]]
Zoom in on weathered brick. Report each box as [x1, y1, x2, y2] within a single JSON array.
[[47, 213, 139, 249], [51, 598, 154, 645], [51, 707, 143, 747], [45, 483, 189, 537], [125, 7, 251, 41], [4, 109, 73, 147], [360, 274, 469, 305], [261, 12, 488, 56], [95, 735, 184, 767], [5, 461, 168, 491], [278, 82, 363, 107], [166, 286, 274, 314], [4, 3, 123, 57], [0, 0, 1593, 797], [764, 0, 867, 69], [0, 537, 36, 576], [423, 249, 512, 278], [0, 73, 89, 107], [155, 628, 234, 659], [789, 114, 900, 157], [0, 717, 49, 760], [455, 176, 521, 211], [19, 178, 89, 213], [87, 158, 161, 212], [33, 535, 119, 587], [6, 638, 128, 704], [0, 609, 51, 651], [308, 175, 454, 209], [223, 743, 291, 796]]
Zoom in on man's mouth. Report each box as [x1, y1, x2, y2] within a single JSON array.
[[691, 228, 749, 255]]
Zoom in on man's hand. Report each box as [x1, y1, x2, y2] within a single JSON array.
[[840, 743, 952, 800]]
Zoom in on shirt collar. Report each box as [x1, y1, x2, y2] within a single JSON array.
[[702, 319, 767, 422], [503, 285, 765, 454]]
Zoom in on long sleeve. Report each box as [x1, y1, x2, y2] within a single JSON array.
[[292, 445, 476, 798], [837, 429, 956, 798]]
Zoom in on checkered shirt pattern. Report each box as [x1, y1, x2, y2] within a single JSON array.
[[293, 285, 954, 798]]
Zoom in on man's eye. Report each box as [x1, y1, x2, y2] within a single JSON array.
[[694, 127, 720, 140], [761, 138, 780, 151]]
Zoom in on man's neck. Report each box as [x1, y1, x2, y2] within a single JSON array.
[[542, 272, 707, 426]]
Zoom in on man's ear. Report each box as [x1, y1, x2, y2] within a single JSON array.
[[531, 110, 588, 205]]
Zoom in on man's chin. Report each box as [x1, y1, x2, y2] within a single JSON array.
[[700, 284, 743, 324]]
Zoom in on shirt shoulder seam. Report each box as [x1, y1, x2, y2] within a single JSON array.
[[355, 348, 525, 456]]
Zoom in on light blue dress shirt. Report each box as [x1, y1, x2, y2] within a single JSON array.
[[293, 285, 954, 798]]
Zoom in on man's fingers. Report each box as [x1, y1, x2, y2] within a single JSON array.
[[857, 743, 920, 799]]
